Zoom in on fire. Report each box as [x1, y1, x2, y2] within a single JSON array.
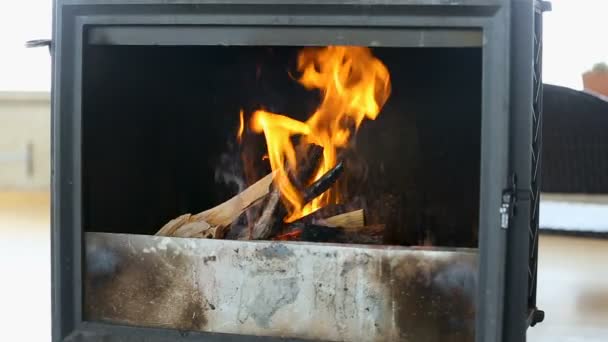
[[236, 109, 245, 143], [250, 46, 391, 222]]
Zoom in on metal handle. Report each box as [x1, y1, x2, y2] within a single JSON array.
[[25, 39, 52, 55]]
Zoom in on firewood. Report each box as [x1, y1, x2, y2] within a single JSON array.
[[294, 198, 364, 224], [155, 172, 274, 238], [156, 213, 192, 236], [191, 172, 274, 226], [322, 209, 365, 228], [245, 144, 321, 240], [289, 144, 324, 190], [249, 188, 282, 240], [173, 221, 222, 239], [340, 224, 385, 236], [155, 146, 338, 240], [157, 216, 225, 239], [303, 161, 345, 204], [288, 222, 385, 244]]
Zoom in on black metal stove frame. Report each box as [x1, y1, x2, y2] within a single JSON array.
[[51, 0, 548, 341]]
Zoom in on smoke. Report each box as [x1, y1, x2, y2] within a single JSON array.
[[214, 141, 261, 239], [214, 142, 246, 195]]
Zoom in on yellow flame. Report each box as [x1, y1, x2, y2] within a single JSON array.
[[236, 109, 245, 143], [250, 46, 391, 222]]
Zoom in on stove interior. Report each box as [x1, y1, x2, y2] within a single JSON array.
[[82, 45, 482, 248]]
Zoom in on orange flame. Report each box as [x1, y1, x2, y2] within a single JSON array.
[[236, 109, 245, 143], [251, 46, 391, 222]]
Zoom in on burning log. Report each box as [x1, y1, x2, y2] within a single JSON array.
[[248, 143, 323, 240], [302, 161, 345, 204], [274, 209, 364, 240], [289, 144, 324, 190], [157, 148, 344, 241], [249, 159, 344, 240]]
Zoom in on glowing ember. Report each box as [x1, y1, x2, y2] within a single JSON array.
[[250, 46, 391, 222], [272, 229, 303, 241]]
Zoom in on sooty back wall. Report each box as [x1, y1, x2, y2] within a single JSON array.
[[82, 46, 481, 247]]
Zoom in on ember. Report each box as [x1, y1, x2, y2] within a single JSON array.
[[273, 229, 302, 241]]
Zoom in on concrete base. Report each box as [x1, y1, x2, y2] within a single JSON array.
[[85, 233, 477, 341]]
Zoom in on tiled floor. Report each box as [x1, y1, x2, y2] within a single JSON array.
[[528, 235, 608, 341], [1, 191, 606, 341], [0, 191, 51, 341]]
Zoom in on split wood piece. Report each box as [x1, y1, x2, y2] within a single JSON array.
[[321, 209, 365, 228], [173, 221, 222, 239], [156, 213, 192, 237], [249, 189, 282, 240], [155, 172, 274, 238], [156, 213, 224, 239], [191, 172, 274, 226], [295, 202, 361, 224]]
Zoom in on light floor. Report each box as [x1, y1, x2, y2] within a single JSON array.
[[0, 191, 606, 341]]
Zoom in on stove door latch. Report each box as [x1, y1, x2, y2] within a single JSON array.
[[500, 175, 518, 230], [500, 174, 532, 229], [500, 191, 515, 229]]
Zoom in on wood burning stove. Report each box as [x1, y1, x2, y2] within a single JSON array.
[[51, 0, 550, 341]]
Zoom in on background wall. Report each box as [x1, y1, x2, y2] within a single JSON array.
[[0, 92, 50, 189]]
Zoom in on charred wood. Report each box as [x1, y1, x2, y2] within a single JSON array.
[[289, 222, 384, 244], [297, 144, 324, 184], [302, 161, 345, 204], [249, 189, 283, 240]]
